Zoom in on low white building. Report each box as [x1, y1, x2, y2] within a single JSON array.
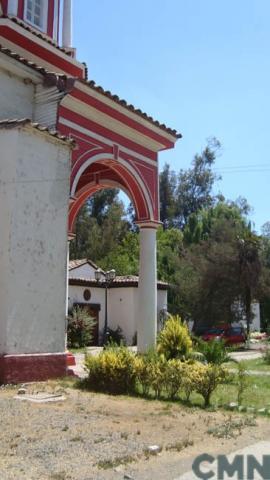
[[68, 259, 168, 345]]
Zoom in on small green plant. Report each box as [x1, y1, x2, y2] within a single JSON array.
[[192, 363, 228, 407], [196, 338, 232, 365], [207, 415, 257, 439], [106, 326, 126, 345], [134, 349, 167, 398], [263, 346, 270, 365], [157, 314, 193, 360], [164, 359, 185, 399], [237, 361, 249, 406], [97, 455, 135, 470], [166, 438, 194, 452], [67, 306, 96, 348]]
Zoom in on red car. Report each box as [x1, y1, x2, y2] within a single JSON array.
[[202, 326, 246, 345]]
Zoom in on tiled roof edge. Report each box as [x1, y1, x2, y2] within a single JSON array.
[[82, 79, 182, 139], [69, 276, 168, 289], [0, 44, 182, 139], [2, 15, 73, 56], [0, 118, 75, 145]]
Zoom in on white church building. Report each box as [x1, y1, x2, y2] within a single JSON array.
[[0, 0, 180, 382]]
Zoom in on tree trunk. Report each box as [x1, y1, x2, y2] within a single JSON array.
[[245, 287, 252, 337]]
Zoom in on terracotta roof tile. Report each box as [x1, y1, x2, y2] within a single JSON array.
[[84, 79, 182, 139], [3, 15, 73, 56], [69, 259, 101, 271], [0, 118, 76, 145], [0, 45, 182, 139], [68, 275, 168, 289], [0, 44, 69, 78]]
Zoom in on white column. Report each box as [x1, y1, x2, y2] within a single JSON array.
[[137, 226, 157, 352], [62, 0, 72, 48], [7, 0, 18, 15], [65, 240, 70, 350]]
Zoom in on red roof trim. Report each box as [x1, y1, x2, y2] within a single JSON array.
[[59, 106, 157, 160], [71, 88, 175, 148], [0, 23, 84, 77]]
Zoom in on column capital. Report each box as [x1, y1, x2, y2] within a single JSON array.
[[135, 220, 162, 230], [68, 231, 76, 241]]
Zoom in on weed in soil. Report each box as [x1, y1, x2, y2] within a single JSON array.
[[207, 415, 257, 439], [166, 438, 194, 452], [97, 455, 136, 470]]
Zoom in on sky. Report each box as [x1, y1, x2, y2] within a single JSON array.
[[73, 0, 270, 233]]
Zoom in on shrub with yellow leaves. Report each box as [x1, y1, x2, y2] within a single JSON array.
[[84, 345, 137, 394], [157, 314, 193, 360]]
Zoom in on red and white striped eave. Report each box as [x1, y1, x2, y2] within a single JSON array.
[[57, 81, 178, 230], [0, 17, 85, 77]]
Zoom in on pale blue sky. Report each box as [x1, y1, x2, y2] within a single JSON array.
[[73, 0, 270, 232]]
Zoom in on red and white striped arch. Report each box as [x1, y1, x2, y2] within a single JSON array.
[[67, 148, 156, 233], [57, 79, 179, 233]]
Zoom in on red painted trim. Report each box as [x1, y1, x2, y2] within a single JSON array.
[[58, 124, 117, 158], [66, 352, 76, 366], [71, 147, 109, 184], [47, 0, 54, 38], [0, 353, 67, 383], [68, 155, 152, 231], [69, 186, 100, 231], [58, 106, 157, 160], [71, 88, 174, 149], [18, 0, 24, 17], [0, 25, 84, 77], [1, 0, 8, 15]]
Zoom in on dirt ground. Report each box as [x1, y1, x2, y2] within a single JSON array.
[[0, 380, 270, 480]]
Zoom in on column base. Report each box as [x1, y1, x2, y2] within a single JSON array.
[[0, 353, 67, 384]]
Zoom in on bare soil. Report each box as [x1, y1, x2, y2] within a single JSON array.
[[0, 380, 270, 480]]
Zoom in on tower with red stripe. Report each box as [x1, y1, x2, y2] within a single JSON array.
[[0, 1, 181, 383]]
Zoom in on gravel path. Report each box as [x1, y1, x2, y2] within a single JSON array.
[[1, 381, 270, 480]]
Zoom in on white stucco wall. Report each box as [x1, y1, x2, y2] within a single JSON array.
[[0, 127, 71, 354], [69, 263, 99, 279], [68, 283, 168, 345], [68, 285, 105, 343], [108, 287, 137, 344], [0, 66, 34, 119], [251, 303, 261, 331]]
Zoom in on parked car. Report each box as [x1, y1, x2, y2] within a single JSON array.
[[202, 325, 246, 345]]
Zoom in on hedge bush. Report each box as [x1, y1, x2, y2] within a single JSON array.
[[84, 345, 228, 407], [84, 345, 137, 394]]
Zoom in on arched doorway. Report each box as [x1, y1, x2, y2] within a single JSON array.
[[68, 152, 159, 351]]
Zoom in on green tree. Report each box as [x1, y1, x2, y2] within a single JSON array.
[[159, 138, 221, 230], [159, 163, 177, 228], [70, 191, 132, 263], [174, 138, 221, 229], [237, 231, 262, 336], [172, 203, 265, 330]]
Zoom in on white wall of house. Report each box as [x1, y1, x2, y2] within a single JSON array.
[[0, 126, 71, 354], [0, 65, 34, 119], [68, 282, 168, 345], [251, 303, 261, 331], [68, 284, 105, 335], [108, 287, 136, 344], [69, 263, 100, 279]]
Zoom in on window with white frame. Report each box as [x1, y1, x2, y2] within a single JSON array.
[[24, 0, 48, 32]]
